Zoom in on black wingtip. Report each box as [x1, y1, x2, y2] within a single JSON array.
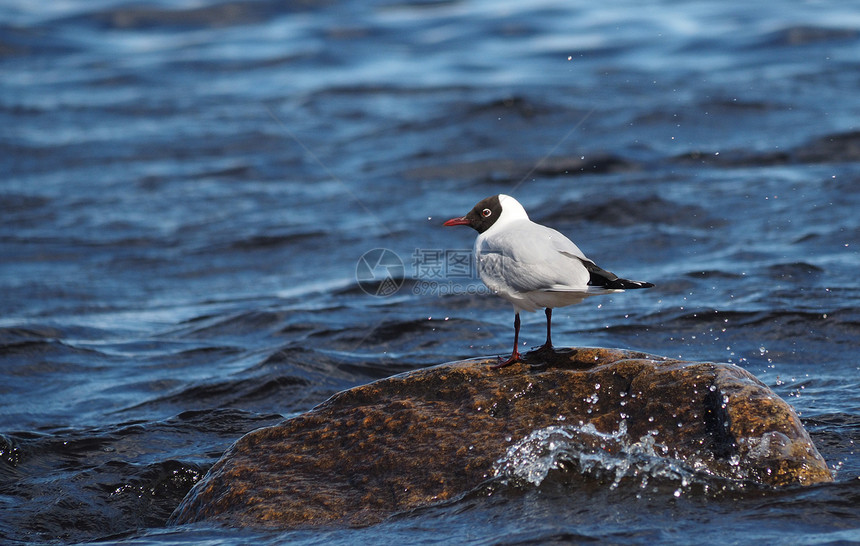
[[604, 278, 655, 290], [581, 259, 654, 290]]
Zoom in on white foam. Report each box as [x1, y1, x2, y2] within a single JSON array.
[[492, 421, 699, 492]]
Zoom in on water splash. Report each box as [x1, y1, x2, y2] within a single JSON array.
[[492, 422, 700, 493]]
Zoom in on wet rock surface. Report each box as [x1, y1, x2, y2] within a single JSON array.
[[169, 347, 832, 529]]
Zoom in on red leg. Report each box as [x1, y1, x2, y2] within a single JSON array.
[[539, 308, 553, 351], [493, 312, 522, 368]]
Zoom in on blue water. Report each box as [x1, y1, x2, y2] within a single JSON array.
[[2, 0, 859, 543]]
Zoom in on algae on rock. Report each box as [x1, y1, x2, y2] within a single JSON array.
[[170, 347, 831, 528]]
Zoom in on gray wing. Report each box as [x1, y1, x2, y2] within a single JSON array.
[[476, 220, 591, 293]]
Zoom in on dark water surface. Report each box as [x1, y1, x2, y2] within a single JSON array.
[[2, 0, 860, 543]]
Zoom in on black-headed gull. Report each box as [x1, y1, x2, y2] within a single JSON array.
[[443, 194, 654, 367]]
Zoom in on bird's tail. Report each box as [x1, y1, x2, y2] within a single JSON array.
[[603, 277, 655, 290], [582, 259, 654, 290]]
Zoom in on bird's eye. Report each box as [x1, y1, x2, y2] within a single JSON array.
[[481, 208, 492, 218]]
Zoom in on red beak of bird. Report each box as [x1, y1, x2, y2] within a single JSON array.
[[443, 216, 470, 227]]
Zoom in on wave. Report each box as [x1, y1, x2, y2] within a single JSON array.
[[494, 422, 694, 490], [672, 129, 860, 167], [171, 309, 290, 339], [139, 375, 310, 409], [758, 26, 860, 48], [537, 195, 725, 229], [403, 154, 636, 184], [218, 231, 328, 252], [60, 1, 289, 31], [492, 422, 756, 496], [0, 409, 280, 543], [648, 307, 857, 330]]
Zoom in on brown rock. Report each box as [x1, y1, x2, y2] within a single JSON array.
[[169, 347, 831, 528]]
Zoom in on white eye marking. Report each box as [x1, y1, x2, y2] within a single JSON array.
[[481, 208, 492, 218]]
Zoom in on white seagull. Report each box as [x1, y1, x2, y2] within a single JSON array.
[[443, 194, 653, 367]]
